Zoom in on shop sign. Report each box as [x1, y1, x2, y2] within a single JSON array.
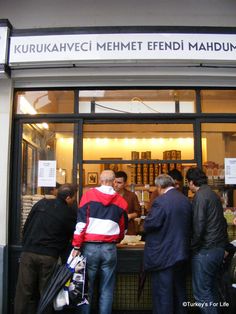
[[37, 160, 56, 187], [0, 27, 9, 64], [9, 33, 236, 66], [225, 158, 236, 185]]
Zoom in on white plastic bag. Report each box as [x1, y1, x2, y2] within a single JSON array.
[[53, 285, 69, 310]]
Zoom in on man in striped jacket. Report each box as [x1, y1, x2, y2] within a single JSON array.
[[72, 170, 128, 314]]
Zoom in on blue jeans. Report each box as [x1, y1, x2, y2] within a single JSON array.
[[79, 242, 117, 314], [192, 247, 225, 314]]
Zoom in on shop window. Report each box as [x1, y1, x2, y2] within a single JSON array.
[[21, 122, 74, 233], [201, 90, 236, 113], [16, 90, 74, 114], [201, 122, 236, 206], [83, 123, 194, 188], [79, 89, 196, 113]]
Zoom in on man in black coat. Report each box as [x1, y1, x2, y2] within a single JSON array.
[[14, 183, 77, 314], [186, 167, 228, 314], [144, 174, 192, 314]]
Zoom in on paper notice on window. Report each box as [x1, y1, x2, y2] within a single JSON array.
[[225, 158, 236, 184], [38, 160, 56, 187]]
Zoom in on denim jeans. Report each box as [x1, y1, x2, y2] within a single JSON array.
[[192, 247, 225, 314], [79, 242, 117, 314]]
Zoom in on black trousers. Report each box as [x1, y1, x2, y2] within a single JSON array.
[[151, 262, 188, 314], [14, 251, 58, 314]]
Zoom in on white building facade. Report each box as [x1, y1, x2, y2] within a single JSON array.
[[1, 1, 236, 313]]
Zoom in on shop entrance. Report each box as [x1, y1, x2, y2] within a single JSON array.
[[8, 87, 236, 313]]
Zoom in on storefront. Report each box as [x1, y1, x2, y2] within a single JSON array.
[[1, 18, 236, 313]]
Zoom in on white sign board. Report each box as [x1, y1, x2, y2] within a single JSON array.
[[225, 158, 236, 184], [0, 27, 9, 64], [37, 160, 56, 187], [9, 33, 236, 65]]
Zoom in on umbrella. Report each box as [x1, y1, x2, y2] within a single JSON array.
[[137, 262, 147, 301], [37, 255, 81, 314]]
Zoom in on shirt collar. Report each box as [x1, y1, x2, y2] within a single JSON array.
[[163, 186, 175, 194]]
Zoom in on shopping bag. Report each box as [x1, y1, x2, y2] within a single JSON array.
[[53, 281, 70, 310], [68, 255, 88, 306], [37, 255, 84, 314], [53, 251, 88, 311]]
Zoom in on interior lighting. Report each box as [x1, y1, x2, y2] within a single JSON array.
[[177, 138, 185, 145], [124, 138, 129, 145], [36, 123, 49, 130], [130, 138, 137, 145], [151, 138, 158, 145], [95, 138, 109, 145], [41, 122, 49, 129]]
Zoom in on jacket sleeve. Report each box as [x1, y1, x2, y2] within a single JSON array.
[[144, 198, 166, 233], [22, 199, 46, 243], [72, 195, 90, 248], [191, 193, 207, 251], [133, 193, 141, 216]]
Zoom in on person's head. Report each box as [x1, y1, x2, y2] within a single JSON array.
[[168, 169, 183, 191], [155, 174, 175, 195], [99, 170, 115, 186], [186, 167, 208, 192], [57, 183, 77, 207], [113, 171, 128, 193], [50, 182, 62, 196]]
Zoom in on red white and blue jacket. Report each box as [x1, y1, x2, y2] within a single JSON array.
[[72, 186, 128, 248]]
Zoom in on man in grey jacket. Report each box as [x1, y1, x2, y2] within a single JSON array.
[[186, 167, 228, 314]]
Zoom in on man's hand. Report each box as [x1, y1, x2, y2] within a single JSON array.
[[224, 250, 229, 260], [72, 247, 80, 257]]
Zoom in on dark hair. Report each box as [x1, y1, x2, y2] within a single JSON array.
[[57, 183, 77, 201], [168, 169, 183, 182], [56, 182, 62, 189], [115, 171, 128, 182], [186, 167, 208, 187]]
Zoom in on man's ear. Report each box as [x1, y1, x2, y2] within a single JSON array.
[[65, 196, 71, 204]]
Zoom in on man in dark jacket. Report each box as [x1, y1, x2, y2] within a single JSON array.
[[186, 167, 228, 314], [144, 174, 192, 314], [14, 183, 77, 314]]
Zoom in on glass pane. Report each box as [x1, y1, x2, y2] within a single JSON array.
[[201, 90, 236, 113], [79, 89, 196, 113], [16, 90, 74, 114], [201, 123, 236, 205], [21, 122, 74, 232], [83, 123, 194, 188]]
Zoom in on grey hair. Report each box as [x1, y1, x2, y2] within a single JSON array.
[[100, 170, 115, 183], [155, 174, 175, 188]]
